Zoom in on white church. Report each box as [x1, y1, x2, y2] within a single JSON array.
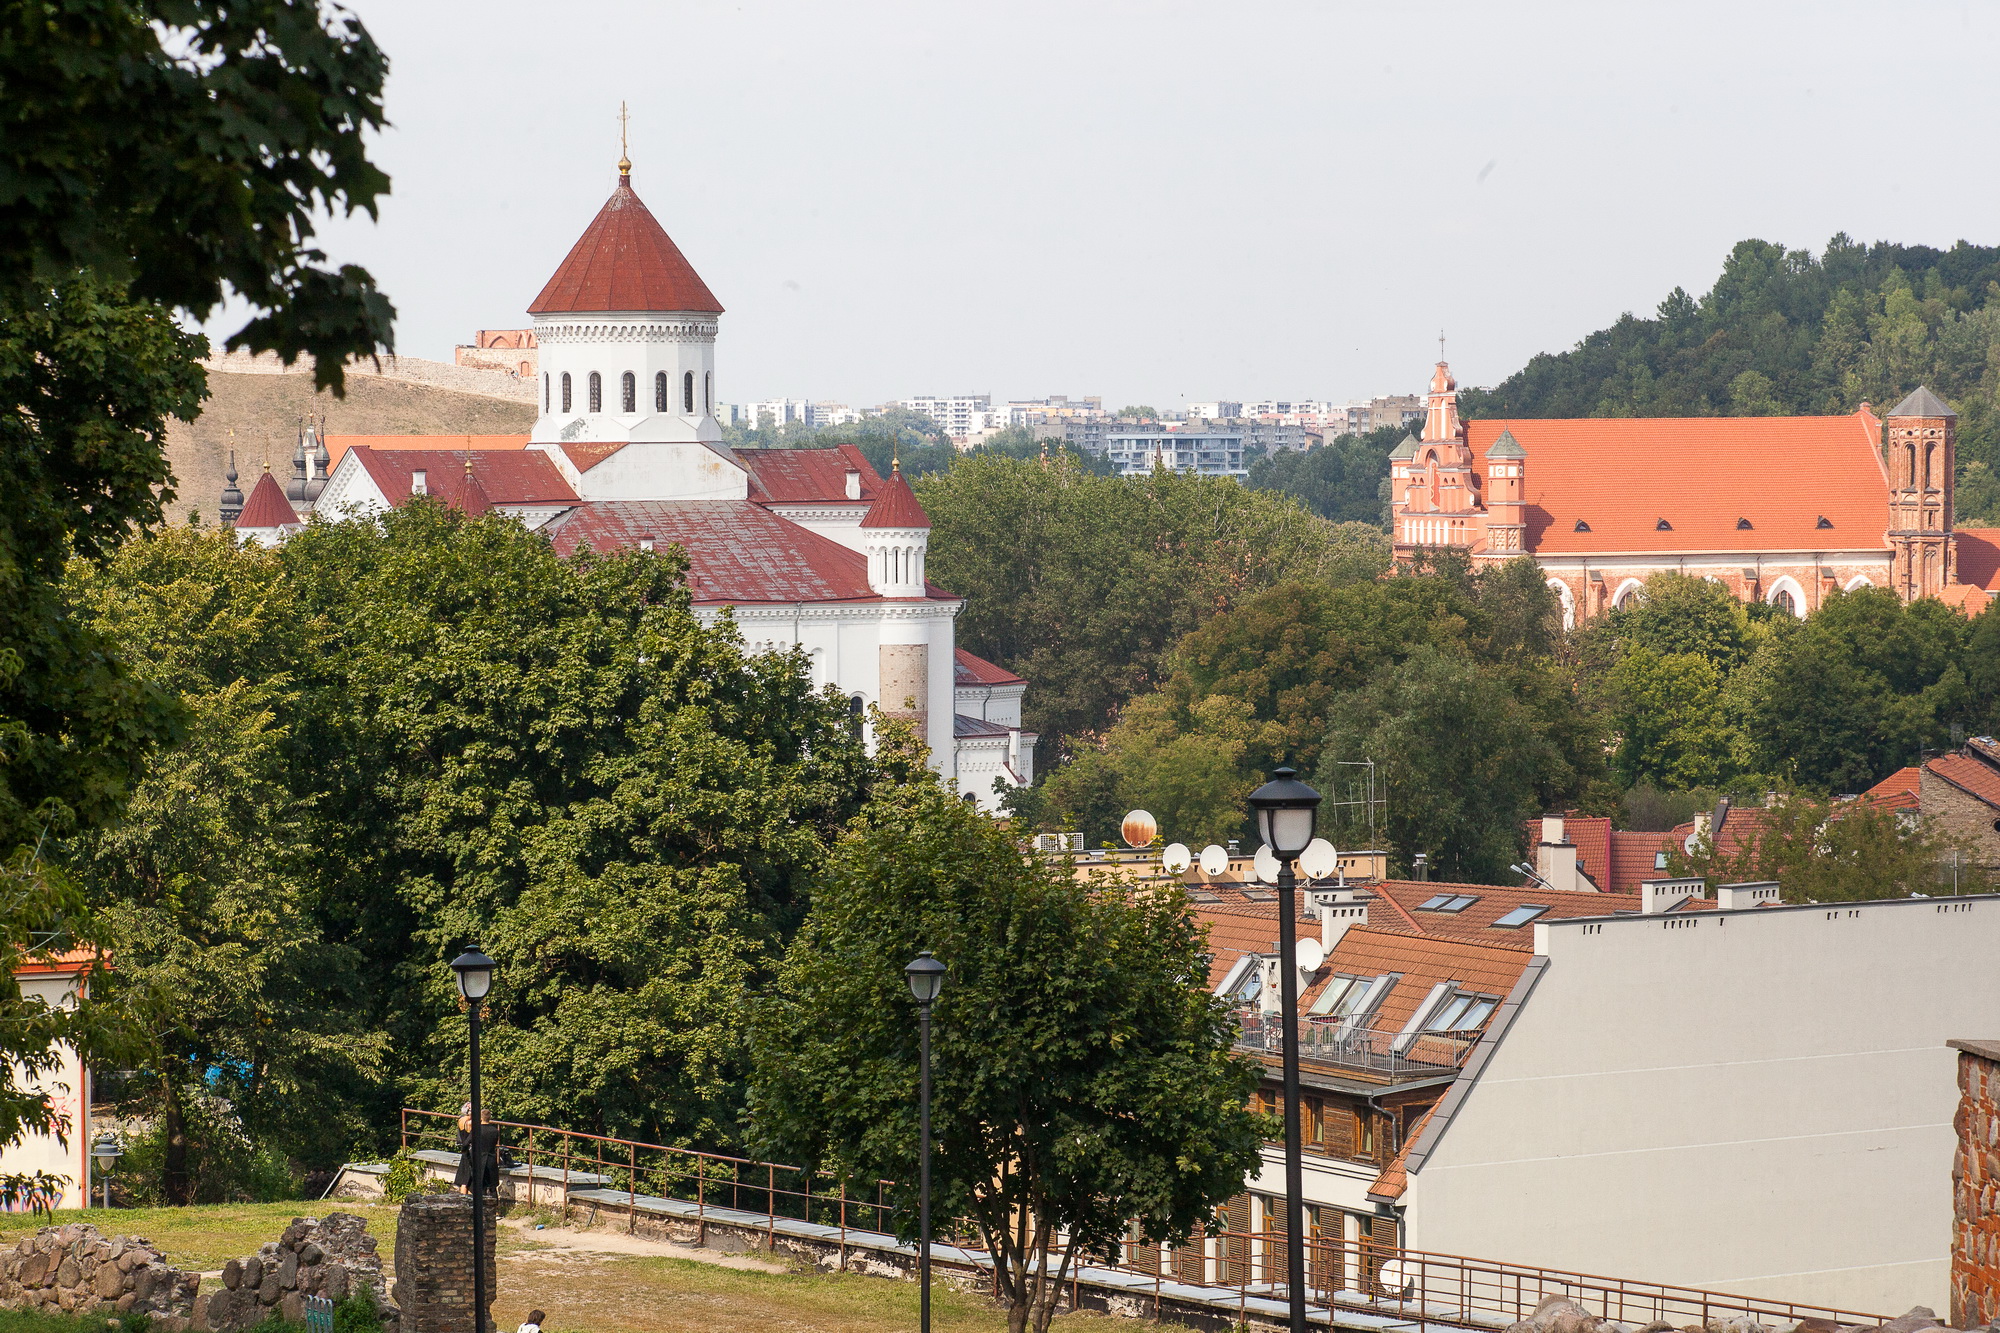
[[224, 156, 1035, 808]]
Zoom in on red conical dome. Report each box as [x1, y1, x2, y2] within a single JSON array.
[[235, 469, 298, 529], [860, 466, 930, 529], [529, 171, 723, 316]]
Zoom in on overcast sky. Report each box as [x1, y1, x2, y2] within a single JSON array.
[[295, 0, 2000, 410]]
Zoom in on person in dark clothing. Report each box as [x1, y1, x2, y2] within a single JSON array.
[[452, 1111, 502, 1195]]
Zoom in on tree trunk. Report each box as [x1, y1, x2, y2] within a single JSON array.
[[161, 1080, 189, 1206]]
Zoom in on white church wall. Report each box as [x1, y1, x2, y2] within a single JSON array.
[[531, 314, 721, 447]]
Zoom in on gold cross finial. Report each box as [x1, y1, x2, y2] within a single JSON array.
[[618, 101, 632, 179], [1439, 329, 1446, 361]]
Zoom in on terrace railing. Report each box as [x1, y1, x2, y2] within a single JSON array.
[[1230, 1012, 1480, 1079]]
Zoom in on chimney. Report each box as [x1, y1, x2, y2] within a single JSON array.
[[1311, 890, 1368, 951], [1411, 852, 1429, 882], [845, 467, 862, 500], [1534, 814, 1594, 893], [1716, 881, 1779, 910], [1640, 877, 1706, 914], [411, 468, 428, 495]]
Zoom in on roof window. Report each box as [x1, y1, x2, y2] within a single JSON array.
[[1655, 518, 1672, 531], [1736, 518, 1753, 530], [1816, 515, 1834, 529], [1310, 974, 1367, 1017], [1573, 519, 1591, 532], [1418, 893, 1479, 912], [1424, 993, 1498, 1033], [1492, 904, 1549, 928]]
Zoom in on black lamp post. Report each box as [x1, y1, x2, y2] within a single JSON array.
[[904, 951, 946, 1333], [449, 947, 497, 1333], [1246, 766, 1322, 1333]]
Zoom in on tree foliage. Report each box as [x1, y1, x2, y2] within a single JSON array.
[[1668, 794, 1994, 901], [1245, 423, 1407, 528], [748, 760, 1261, 1333]]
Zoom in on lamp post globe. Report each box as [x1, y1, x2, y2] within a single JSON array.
[[1245, 767, 1321, 1333], [904, 951, 945, 1005], [449, 947, 497, 1003]]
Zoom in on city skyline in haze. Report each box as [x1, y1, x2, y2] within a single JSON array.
[[265, 0, 2000, 410]]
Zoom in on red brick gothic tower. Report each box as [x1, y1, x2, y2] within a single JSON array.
[[1885, 387, 1956, 600], [1483, 429, 1527, 554]]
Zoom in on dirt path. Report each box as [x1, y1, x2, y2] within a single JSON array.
[[499, 1216, 787, 1272]]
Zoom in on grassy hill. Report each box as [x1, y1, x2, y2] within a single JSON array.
[[167, 365, 536, 524]]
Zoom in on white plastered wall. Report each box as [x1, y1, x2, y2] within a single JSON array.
[[2, 972, 90, 1209], [1399, 897, 2000, 1312]]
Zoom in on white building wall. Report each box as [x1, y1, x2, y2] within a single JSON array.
[[1399, 897, 2000, 1313], [2, 972, 91, 1210], [530, 313, 721, 447]]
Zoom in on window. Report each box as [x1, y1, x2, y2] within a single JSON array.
[[1773, 588, 1796, 615], [1655, 518, 1672, 531], [1309, 974, 1367, 1017], [1736, 517, 1753, 529], [1654, 850, 1668, 870], [1573, 519, 1591, 532], [1418, 893, 1478, 912], [588, 371, 602, 413], [1493, 904, 1549, 929], [1424, 994, 1497, 1032], [621, 371, 636, 413], [655, 372, 668, 412], [683, 371, 694, 413], [1816, 515, 1834, 530], [561, 372, 572, 413], [705, 371, 712, 413], [542, 372, 550, 411], [1354, 1111, 1376, 1158]]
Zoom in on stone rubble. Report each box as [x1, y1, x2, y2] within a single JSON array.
[[0, 1224, 199, 1329], [195, 1212, 390, 1333]]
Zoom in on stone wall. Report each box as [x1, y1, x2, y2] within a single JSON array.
[[1954, 1042, 2000, 1327], [0, 1224, 198, 1329], [1923, 767, 2000, 873], [393, 1193, 496, 1333], [196, 1213, 388, 1332]]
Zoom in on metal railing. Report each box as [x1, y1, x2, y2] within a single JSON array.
[[1231, 1012, 1480, 1078], [399, 1110, 1885, 1331]]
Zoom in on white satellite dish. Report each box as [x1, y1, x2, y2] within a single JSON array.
[[1199, 844, 1229, 877], [1299, 838, 1337, 881], [1162, 842, 1192, 875], [1253, 844, 1280, 885], [1293, 937, 1326, 973]]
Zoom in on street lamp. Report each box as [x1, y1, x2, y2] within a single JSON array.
[[90, 1135, 121, 1210], [1246, 766, 1322, 1333], [449, 948, 497, 1333], [904, 951, 946, 1333]]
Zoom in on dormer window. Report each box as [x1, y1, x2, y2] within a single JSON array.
[[1655, 518, 1672, 531], [1816, 515, 1834, 529], [1737, 518, 1753, 530], [411, 469, 428, 496], [639, 536, 655, 552], [1574, 519, 1591, 533]]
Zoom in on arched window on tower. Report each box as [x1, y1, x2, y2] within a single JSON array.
[[655, 372, 668, 412], [543, 372, 550, 412], [588, 372, 602, 413], [704, 371, 712, 414], [683, 371, 694, 414], [621, 371, 636, 414], [561, 373, 572, 413]]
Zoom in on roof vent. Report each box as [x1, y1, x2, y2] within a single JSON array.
[[1736, 518, 1752, 530], [844, 467, 862, 501], [639, 536, 656, 552], [411, 469, 428, 495], [1574, 519, 1591, 532], [1656, 518, 1672, 531], [1816, 515, 1834, 529]]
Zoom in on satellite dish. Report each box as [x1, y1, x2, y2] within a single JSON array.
[[1199, 844, 1229, 877], [1253, 844, 1280, 885], [1122, 809, 1159, 849], [1162, 842, 1192, 875], [1293, 937, 1325, 973], [1299, 838, 1337, 881]]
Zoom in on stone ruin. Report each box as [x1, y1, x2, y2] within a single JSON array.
[[0, 1224, 200, 1329], [1504, 1295, 2000, 1333], [195, 1212, 390, 1332]]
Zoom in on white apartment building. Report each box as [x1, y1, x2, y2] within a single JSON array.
[[1188, 402, 1244, 421], [1105, 429, 1246, 477], [901, 394, 995, 439], [741, 399, 867, 431]]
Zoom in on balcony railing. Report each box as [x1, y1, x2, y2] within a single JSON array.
[[1231, 1011, 1479, 1078]]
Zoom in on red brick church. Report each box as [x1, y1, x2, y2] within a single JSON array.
[[1389, 362, 2000, 625]]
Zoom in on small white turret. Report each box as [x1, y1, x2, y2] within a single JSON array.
[[861, 460, 931, 598]]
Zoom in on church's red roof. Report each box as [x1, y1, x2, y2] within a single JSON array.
[[347, 448, 579, 507], [738, 445, 881, 504], [235, 470, 298, 529], [860, 467, 930, 529], [544, 500, 882, 604], [1466, 411, 1890, 555], [1959, 529, 2000, 591], [529, 174, 723, 316], [954, 649, 1024, 687]]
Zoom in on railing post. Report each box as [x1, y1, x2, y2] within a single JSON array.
[[629, 1141, 637, 1234]]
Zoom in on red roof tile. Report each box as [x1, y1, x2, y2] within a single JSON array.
[[1524, 816, 1669, 892], [324, 434, 529, 471], [561, 442, 628, 473], [954, 649, 1024, 687], [1959, 529, 2000, 591], [1465, 412, 1889, 555], [545, 500, 890, 604], [1369, 880, 1646, 950], [1370, 1102, 1437, 1201], [738, 445, 881, 504], [1861, 766, 1922, 813], [1609, 831, 1672, 890], [1315, 928, 1531, 1034], [1926, 752, 2000, 810], [861, 467, 930, 529], [348, 448, 579, 507], [529, 175, 723, 315], [235, 469, 298, 529]]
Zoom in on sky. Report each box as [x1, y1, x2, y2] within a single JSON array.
[[288, 0, 2000, 411]]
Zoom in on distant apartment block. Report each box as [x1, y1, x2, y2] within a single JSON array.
[[1188, 402, 1244, 421], [1106, 428, 1246, 477], [901, 394, 995, 440], [739, 399, 868, 431]]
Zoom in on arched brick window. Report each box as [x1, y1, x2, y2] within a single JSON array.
[[621, 371, 636, 414], [588, 372, 602, 413]]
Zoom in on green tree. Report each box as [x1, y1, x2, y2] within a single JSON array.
[[748, 763, 1262, 1333], [1246, 423, 1406, 527], [1115, 405, 1159, 419], [1595, 572, 1754, 672], [1604, 648, 1747, 789], [1669, 794, 1993, 901], [1094, 692, 1259, 846]]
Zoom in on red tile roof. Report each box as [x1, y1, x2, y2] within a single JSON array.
[[1524, 816, 1669, 892], [1465, 411, 1889, 555], [348, 448, 579, 507], [1959, 529, 2000, 591], [235, 469, 298, 529], [529, 175, 723, 315], [324, 434, 529, 470], [954, 649, 1025, 687], [1368, 880, 1648, 951], [1926, 752, 2000, 810], [1861, 766, 1922, 813], [545, 500, 893, 604], [1609, 831, 1671, 890], [738, 445, 882, 504], [1313, 928, 1532, 1034], [561, 442, 628, 473], [861, 467, 930, 529], [1369, 1102, 1437, 1201]]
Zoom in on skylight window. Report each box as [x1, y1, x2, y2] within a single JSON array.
[[1426, 995, 1498, 1032], [1655, 518, 1672, 531], [1310, 975, 1367, 1017], [1492, 904, 1550, 928], [1816, 515, 1834, 529], [1418, 893, 1479, 913]]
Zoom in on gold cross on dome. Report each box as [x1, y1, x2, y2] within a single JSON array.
[[617, 101, 631, 176]]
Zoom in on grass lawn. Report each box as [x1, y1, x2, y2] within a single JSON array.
[[0, 1201, 405, 1272]]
